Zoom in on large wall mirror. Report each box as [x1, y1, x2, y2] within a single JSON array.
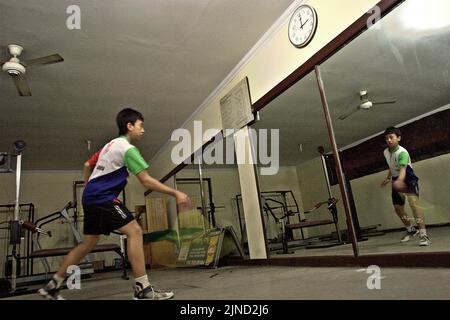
[[249, 0, 450, 260], [252, 71, 355, 258], [319, 0, 450, 256]]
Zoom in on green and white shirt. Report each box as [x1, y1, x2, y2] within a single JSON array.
[[82, 136, 149, 205], [383, 145, 411, 178]]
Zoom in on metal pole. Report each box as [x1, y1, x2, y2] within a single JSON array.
[[198, 162, 207, 231], [314, 65, 359, 257], [11, 153, 22, 291], [173, 174, 181, 248], [318, 148, 333, 198]]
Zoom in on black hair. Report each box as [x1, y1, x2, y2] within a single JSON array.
[[116, 108, 144, 136], [384, 126, 401, 137]]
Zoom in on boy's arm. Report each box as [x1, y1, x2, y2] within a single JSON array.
[[83, 150, 101, 184], [137, 170, 190, 205], [397, 166, 406, 182], [396, 151, 409, 182], [83, 161, 94, 184]]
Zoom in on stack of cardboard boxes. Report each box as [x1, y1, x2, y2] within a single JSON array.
[[135, 197, 176, 268]]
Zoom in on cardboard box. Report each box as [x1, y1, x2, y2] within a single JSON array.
[[145, 197, 168, 232], [144, 197, 176, 267], [134, 205, 147, 231], [92, 260, 105, 271]]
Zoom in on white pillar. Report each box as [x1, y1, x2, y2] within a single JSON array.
[[234, 126, 267, 259]]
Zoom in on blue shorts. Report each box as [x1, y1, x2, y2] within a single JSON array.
[[391, 177, 419, 206]]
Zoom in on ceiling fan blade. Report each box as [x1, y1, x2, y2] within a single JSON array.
[[338, 106, 360, 120], [23, 54, 64, 66], [12, 74, 32, 96], [372, 100, 396, 105]]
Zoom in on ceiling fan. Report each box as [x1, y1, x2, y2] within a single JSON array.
[[337, 90, 396, 120], [1, 44, 64, 97]]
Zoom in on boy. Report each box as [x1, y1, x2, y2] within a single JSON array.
[[380, 127, 430, 246], [38, 108, 191, 299]]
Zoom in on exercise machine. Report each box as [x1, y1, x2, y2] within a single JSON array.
[[283, 146, 344, 250], [1, 140, 26, 291], [175, 177, 226, 229]]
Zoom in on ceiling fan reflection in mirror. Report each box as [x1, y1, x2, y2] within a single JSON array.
[[338, 90, 396, 120], [1, 44, 64, 97]]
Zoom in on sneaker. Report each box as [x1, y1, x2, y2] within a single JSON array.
[[133, 284, 174, 300], [419, 234, 431, 246], [400, 229, 419, 242], [37, 279, 65, 300]]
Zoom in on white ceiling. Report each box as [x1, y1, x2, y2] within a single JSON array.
[[0, 0, 294, 170], [254, 0, 450, 166]]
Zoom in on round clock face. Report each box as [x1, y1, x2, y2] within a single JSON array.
[[288, 5, 318, 48]]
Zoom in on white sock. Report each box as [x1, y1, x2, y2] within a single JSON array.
[[419, 229, 427, 236], [135, 275, 150, 289], [48, 274, 64, 289], [406, 225, 414, 232]]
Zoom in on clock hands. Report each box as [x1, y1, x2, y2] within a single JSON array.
[[299, 14, 304, 29], [300, 18, 310, 29]]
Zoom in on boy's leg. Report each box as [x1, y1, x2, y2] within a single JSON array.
[[407, 194, 430, 246], [392, 189, 418, 242], [118, 220, 145, 278], [55, 235, 100, 278], [38, 235, 100, 299], [392, 189, 413, 227], [406, 195, 425, 229], [118, 220, 174, 300], [394, 204, 412, 228]]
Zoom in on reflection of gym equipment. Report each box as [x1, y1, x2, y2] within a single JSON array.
[[175, 178, 225, 229], [260, 193, 343, 253], [284, 197, 343, 251], [261, 192, 299, 254], [235, 191, 299, 253], [236, 146, 347, 254], [320, 148, 385, 240], [283, 146, 344, 250]]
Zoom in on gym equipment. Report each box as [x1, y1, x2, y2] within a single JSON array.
[[4, 140, 26, 291], [285, 197, 343, 250], [28, 202, 128, 282], [285, 146, 344, 249], [1, 201, 129, 296], [260, 192, 343, 253], [236, 190, 301, 253], [175, 177, 225, 229], [0, 203, 35, 279]]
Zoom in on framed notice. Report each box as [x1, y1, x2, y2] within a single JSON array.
[[220, 77, 254, 132]]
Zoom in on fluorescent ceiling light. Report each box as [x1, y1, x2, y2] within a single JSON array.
[[400, 0, 450, 31]]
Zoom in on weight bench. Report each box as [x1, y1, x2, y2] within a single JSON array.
[[30, 202, 128, 281], [285, 198, 343, 249], [29, 243, 128, 279]]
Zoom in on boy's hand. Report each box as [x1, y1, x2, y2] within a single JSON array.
[[175, 191, 192, 211], [380, 178, 390, 187]]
